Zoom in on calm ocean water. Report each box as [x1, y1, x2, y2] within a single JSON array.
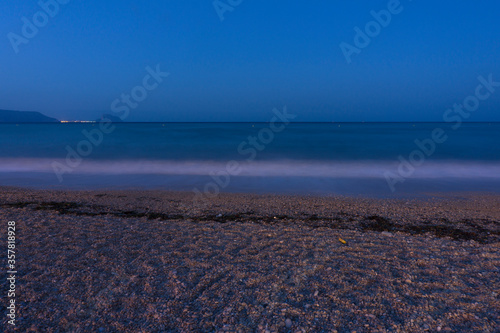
[[1, 123, 499, 197]]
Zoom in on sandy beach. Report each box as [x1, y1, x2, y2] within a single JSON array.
[[1, 187, 499, 332]]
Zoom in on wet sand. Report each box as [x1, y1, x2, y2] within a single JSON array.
[[0, 187, 499, 332]]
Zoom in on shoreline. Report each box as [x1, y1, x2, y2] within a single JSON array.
[[1, 187, 499, 243], [1, 187, 499, 331]]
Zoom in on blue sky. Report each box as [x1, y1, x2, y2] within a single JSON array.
[[1, 0, 499, 121]]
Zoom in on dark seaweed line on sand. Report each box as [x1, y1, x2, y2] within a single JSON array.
[[2, 201, 499, 244]]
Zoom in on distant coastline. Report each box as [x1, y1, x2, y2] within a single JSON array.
[[0, 109, 59, 123], [1, 109, 499, 123], [0, 110, 125, 123]]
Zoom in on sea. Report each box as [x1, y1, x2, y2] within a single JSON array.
[[1, 122, 499, 198]]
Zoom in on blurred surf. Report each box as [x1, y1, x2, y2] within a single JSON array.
[[1, 122, 499, 196]]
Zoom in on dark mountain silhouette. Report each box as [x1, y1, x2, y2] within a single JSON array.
[[0, 109, 59, 123]]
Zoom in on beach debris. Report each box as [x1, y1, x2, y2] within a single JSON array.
[[338, 237, 347, 244], [285, 318, 292, 328], [381, 231, 393, 237], [216, 214, 222, 218], [314, 290, 319, 297]]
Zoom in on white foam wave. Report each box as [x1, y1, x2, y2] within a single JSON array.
[[1, 158, 500, 179]]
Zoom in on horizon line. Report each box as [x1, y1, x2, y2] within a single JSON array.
[[1, 121, 500, 124]]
